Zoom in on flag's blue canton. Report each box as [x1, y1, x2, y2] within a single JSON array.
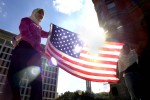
[[50, 24, 84, 58]]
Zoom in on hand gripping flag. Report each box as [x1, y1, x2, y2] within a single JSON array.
[[45, 23, 123, 82]]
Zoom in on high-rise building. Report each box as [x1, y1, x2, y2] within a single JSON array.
[[0, 29, 59, 100], [92, 0, 150, 99], [86, 81, 91, 92]]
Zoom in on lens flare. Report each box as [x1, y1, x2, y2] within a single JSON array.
[[48, 57, 58, 67], [31, 67, 40, 75], [51, 57, 57, 66]]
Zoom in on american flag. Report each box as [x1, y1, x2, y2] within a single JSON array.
[[45, 23, 123, 82]]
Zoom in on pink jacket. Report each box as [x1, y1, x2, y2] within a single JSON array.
[[19, 17, 49, 52]]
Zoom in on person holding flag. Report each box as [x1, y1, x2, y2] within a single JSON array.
[[7, 8, 50, 100]]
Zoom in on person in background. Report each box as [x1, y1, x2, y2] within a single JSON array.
[[7, 8, 50, 100], [118, 43, 142, 100]]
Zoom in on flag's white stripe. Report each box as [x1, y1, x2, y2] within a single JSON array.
[[99, 50, 121, 55], [47, 47, 116, 74], [81, 47, 122, 62], [104, 44, 123, 49], [58, 61, 118, 80], [82, 48, 122, 56], [48, 42, 117, 68], [80, 53, 119, 62], [83, 44, 123, 50], [46, 44, 116, 74]]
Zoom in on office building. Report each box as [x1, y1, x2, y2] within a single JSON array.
[[86, 81, 91, 92], [0, 29, 59, 100]]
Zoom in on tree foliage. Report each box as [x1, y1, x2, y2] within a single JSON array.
[[55, 90, 109, 100]]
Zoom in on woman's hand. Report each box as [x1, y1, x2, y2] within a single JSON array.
[[11, 37, 19, 47], [11, 35, 21, 47]]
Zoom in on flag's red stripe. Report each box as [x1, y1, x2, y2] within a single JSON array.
[[47, 43, 116, 71], [52, 55, 116, 77], [45, 41, 121, 82], [80, 53, 120, 60], [58, 63, 119, 82], [83, 41, 123, 46], [81, 48, 121, 54], [46, 48, 117, 79], [45, 24, 123, 82], [79, 56, 117, 65], [48, 43, 118, 66], [80, 50, 120, 58], [100, 47, 122, 52], [46, 48, 116, 73], [98, 54, 119, 58], [104, 41, 124, 45]]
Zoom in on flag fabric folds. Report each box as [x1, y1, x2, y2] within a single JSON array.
[[45, 23, 124, 82]]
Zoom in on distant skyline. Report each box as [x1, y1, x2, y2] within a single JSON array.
[[0, 0, 110, 94]]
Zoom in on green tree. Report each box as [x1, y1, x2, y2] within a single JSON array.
[[55, 90, 109, 100]]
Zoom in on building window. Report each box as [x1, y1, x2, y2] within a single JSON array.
[[105, 0, 116, 14]]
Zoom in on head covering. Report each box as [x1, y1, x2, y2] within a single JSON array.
[[29, 8, 44, 25]]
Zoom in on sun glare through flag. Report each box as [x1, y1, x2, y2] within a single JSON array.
[[45, 23, 124, 82]]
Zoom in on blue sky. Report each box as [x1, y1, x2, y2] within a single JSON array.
[[0, 0, 110, 94]]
